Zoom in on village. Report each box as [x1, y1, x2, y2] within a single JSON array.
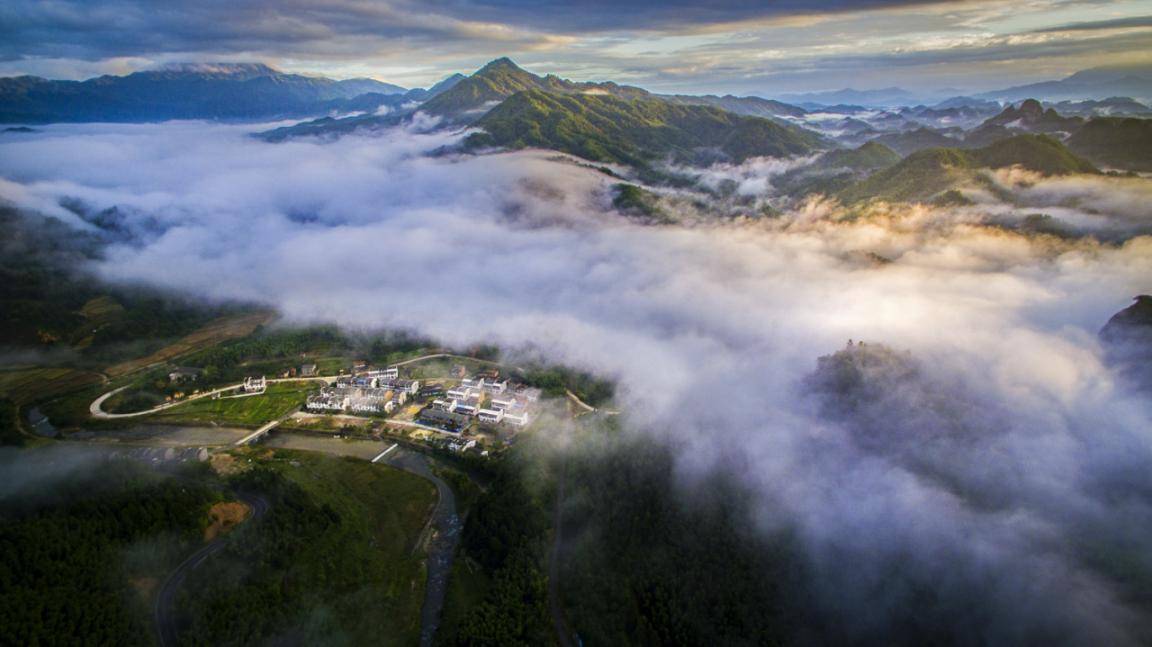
[[298, 361, 542, 438], [147, 355, 565, 454]]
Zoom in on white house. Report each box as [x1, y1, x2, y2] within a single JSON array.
[[489, 396, 516, 410], [446, 386, 474, 400], [503, 411, 529, 427], [453, 403, 479, 417], [478, 408, 504, 424], [242, 376, 267, 393]]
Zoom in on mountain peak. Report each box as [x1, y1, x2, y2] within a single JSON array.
[[1017, 98, 1044, 116], [477, 57, 524, 74]]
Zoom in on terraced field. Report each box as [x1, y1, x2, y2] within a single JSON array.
[[105, 311, 274, 378], [0, 367, 105, 404]]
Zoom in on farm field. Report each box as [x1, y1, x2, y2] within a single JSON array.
[[0, 367, 105, 404], [105, 311, 274, 378], [150, 381, 314, 426]]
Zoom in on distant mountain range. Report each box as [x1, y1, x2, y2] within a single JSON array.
[[781, 64, 1152, 109], [0, 63, 413, 122], [778, 87, 926, 108], [980, 64, 1152, 103], [4, 56, 1149, 180]]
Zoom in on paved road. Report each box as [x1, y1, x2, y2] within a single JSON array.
[[154, 492, 269, 647], [392, 352, 500, 367], [89, 377, 334, 420]]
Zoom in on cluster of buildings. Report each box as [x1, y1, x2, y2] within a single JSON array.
[[301, 362, 545, 436], [305, 368, 421, 415], [422, 374, 541, 431]]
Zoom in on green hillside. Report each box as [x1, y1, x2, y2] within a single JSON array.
[[772, 142, 902, 198], [839, 134, 1097, 203], [468, 88, 824, 169], [818, 141, 902, 171], [976, 133, 1097, 174], [421, 57, 649, 119], [1067, 117, 1152, 171], [871, 127, 958, 155]]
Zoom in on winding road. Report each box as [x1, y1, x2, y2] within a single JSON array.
[[89, 377, 335, 420], [154, 492, 270, 647]]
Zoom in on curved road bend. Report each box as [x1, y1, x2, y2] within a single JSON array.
[[154, 493, 269, 647], [90, 377, 335, 420]]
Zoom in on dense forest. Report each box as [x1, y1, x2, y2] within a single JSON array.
[[559, 429, 796, 646], [178, 452, 431, 646], [0, 456, 217, 645]]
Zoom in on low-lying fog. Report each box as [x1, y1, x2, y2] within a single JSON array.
[[2, 121, 1151, 643]]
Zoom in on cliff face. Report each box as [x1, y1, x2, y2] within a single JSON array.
[[1100, 295, 1152, 391]]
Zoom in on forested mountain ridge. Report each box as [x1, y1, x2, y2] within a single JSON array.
[[0, 63, 409, 123], [467, 88, 825, 169], [839, 134, 1098, 203]]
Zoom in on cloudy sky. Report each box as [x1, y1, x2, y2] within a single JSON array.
[[2, 0, 1151, 94]]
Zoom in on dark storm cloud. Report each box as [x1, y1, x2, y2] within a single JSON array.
[[0, 0, 490, 61], [0, 0, 960, 63], [417, 0, 958, 32]]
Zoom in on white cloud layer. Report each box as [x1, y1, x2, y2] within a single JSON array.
[[1, 122, 1151, 642]]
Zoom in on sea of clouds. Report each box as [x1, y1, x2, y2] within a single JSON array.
[[1, 121, 1151, 643]]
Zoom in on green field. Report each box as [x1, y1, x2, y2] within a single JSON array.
[[151, 381, 315, 426]]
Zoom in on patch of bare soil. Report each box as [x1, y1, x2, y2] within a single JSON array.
[[204, 501, 251, 541]]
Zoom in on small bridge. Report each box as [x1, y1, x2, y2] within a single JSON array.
[[235, 419, 283, 446]]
